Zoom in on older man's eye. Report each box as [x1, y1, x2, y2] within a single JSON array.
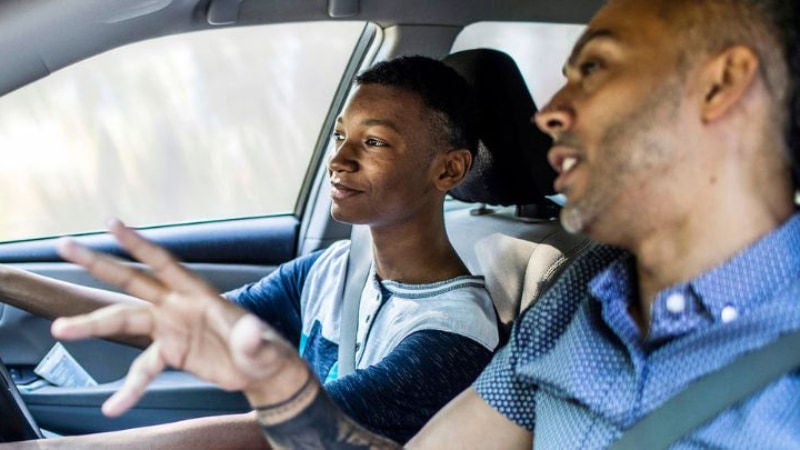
[[579, 60, 602, 76], [332, 131, 345, 142]]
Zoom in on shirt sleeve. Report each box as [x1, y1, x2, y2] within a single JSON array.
[[224, 250, 323, 347], [473, 319, 538, 431], [325, 330, 493, 444]]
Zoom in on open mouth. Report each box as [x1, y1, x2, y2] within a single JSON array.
[[553, 155, 581, 194], [562, 156, 577, 173]]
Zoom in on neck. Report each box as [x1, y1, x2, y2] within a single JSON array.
[[630, 169, 795, 334], [368, 209, 469, 284]]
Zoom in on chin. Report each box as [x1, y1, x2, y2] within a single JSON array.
[[330, 207, 367, 226], [330, 208, 351, 224], [560, 205, 587, 235]]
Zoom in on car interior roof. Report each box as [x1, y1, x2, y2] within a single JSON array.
[[0, 0, 601, 96], [236, 0, 604, 26]]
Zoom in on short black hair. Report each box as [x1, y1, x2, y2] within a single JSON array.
[[356, 55, 479, 158]]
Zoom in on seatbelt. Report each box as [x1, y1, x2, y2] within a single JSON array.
[[610, 326, 800, 450], [337, 224, 372, 377]]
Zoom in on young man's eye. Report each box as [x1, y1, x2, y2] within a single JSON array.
[[365, 138, 388, 147], [332, 131, 345, 142]]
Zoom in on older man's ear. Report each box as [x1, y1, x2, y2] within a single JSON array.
[[698, 46, 759, 123]]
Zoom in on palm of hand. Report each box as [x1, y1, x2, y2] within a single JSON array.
[[51, 220, 294, 416]]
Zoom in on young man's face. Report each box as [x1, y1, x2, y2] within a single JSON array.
[[328, 83, 447, 228], [535, 0, 697, 244]]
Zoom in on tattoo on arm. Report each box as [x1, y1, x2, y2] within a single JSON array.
[[257, 384, 402, 450]]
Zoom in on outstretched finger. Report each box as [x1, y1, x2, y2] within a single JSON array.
[[57, 238, 167, 303], [107, 220, 214, 296], [102, 343, 166, 417], [52, 304, 155, 341]]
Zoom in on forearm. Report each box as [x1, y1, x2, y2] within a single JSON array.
[[252, 379, 401, 450], [0, 412, 269, 449], [0, 265, 141, 318], [0, 265, 150, 347]]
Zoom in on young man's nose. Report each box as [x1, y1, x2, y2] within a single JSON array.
[[328, 143, 358, 173]]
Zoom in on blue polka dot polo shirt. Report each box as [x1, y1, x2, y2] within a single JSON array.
[[475, 213, 800, 449]]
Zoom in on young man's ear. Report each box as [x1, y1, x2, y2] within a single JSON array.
[[698, 45, 759, 122], [433, 148, 472, 192]]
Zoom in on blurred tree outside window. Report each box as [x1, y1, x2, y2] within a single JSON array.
[[0, 21, 364, 242]]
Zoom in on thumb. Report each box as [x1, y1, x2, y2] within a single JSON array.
[[229, 314, 289, 380], [230, 313, 267, 358]]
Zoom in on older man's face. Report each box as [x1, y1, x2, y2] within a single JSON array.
[[534, 0, 699, 245]]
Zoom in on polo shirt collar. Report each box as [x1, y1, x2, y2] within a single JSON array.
[[589, 212, 800, 345]]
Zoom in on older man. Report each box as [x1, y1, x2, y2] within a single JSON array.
[[53, 0, 800, 448]]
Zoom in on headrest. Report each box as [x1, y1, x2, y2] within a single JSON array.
[[443, 49, 557, 207]]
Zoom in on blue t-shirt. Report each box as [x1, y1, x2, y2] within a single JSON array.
[[475, 213, 800, 449], [226, 241, 498, 443]]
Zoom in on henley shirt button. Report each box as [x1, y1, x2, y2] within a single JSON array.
[[721, 305, 739, 323], [665, 293, 686, 313], [365, 314, 371, 323]]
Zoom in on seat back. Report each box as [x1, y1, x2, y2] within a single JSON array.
[[446, 204, 589, 340], [442, 49, 590, 340]]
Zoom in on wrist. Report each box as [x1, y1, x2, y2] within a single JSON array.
[[244, 357, 314, 408], [251, 369, 320, 426]]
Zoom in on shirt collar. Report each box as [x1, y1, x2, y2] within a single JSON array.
[[690, 212, 800, 319], [589, 211, 800, 342]]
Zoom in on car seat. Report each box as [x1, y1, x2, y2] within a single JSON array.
[[442, 48, 591, 343]]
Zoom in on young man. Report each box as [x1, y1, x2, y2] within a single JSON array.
[[2, 56, 499, 447], [51, 0, 800, 448]]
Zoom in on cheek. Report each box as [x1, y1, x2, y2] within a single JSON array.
[[372, 168, 435, 211]]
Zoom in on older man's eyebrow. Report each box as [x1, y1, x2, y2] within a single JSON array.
[[563, 28, 618, 74]]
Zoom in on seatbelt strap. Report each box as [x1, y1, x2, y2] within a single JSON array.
[[337, 224, 372, 377], [610, 326, 800, 450]]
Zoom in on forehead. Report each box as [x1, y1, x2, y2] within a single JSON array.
[[572, 0, 675, 59], [341, 83, 427, 124]]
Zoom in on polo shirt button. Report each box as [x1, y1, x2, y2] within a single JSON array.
[[365, 314, 371, 323], [665, 293, 686, 313], [721, 305, 738, 323]]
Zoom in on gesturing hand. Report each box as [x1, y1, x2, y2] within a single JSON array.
[[51, 219, 308, 417]]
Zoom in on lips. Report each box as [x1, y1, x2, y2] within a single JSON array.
[[547, 144, 582, 194], [330, 181, 363, 200]]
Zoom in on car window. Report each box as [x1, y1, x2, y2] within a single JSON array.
[[451, 22, 585, 108], [0, 21, 365, 243]]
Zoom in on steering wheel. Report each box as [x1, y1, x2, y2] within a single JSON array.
[[0, 356, 42, 442]]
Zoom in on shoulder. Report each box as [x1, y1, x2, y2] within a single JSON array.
[[310, 240, 352, 270], [519, 243, 624, 322], [505, 243, 625, 358], [380, 276, 499, 351], [300, 240, 352, 286]]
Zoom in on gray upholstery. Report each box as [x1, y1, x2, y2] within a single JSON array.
[[446, 204, 589, 340]]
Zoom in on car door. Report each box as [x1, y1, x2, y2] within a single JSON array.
[[0, 19, 377, 436]]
